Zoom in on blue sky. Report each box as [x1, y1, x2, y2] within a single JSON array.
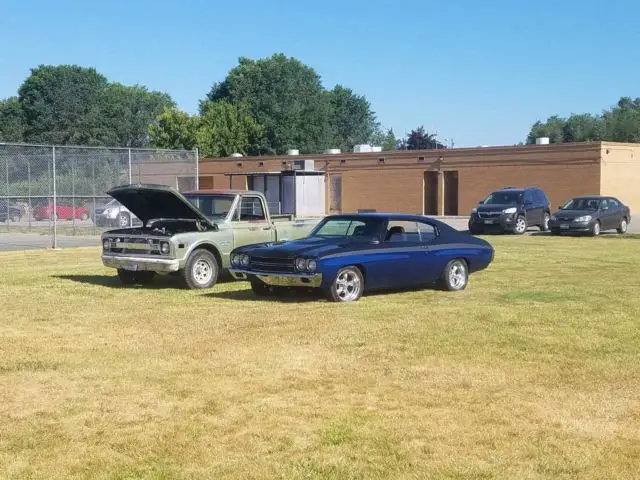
[[1, 0, 638, 147]]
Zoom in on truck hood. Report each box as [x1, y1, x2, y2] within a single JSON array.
[[236, 236, 368, 259], [106, 184, 213, 226]]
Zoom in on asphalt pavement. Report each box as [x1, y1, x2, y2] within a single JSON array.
[[1, 215, 638, 252]]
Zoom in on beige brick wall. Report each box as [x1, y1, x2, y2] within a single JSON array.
[[600, 143, 640, 211]]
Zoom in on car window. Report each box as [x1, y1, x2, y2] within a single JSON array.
[[385, 220, 437, 242], [608, 198, 619, 208], [312, 218, 383, 238], [533, 190, 546, 205], [237, 196, 266, 221], [600, 199, 609, 210], [482, 191, 523, 205]]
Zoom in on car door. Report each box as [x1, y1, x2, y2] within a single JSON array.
[[523, 190, 540, 225], [231, 195, 277, 248], [598, 199, 614, 230], [602, 198, 621, 230]]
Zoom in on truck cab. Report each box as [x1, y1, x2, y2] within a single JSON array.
[[100, 184, 323, 289]]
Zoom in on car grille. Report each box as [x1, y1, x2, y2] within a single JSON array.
[[106, 236, 164, 256], [248, 256, 295, 273], [478, 211, 502, 218], [556, 216, 573, 221]]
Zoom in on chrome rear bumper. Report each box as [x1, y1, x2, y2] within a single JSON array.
[[229, 269, 322, 287]]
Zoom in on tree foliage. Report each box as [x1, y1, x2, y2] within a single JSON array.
[[327, 85, 378, 152], [401, 126, 447, 150], [370, 126, 399, 151], [0, 97, 25, 142], [149, 107, 199, 151]]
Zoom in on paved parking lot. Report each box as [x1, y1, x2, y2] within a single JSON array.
[[1, 216, 638, 252]]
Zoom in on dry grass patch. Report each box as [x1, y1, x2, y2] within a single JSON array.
[[0, 234, 639, 479]]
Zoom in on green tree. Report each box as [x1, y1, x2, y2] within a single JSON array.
[[149, 106, 199, 151], [327, 85, 378, 151], [100, 83, 175, 147], [370, 126, 399, 151], [602, 97, 640, 142], [205, 53, 332, 155], [403, 126, 446, 150], [196, 100, 264, 157], [0, 96, 25, 142], [18, 64, 111, 145], [562, 113, 603, 142], [526, 115, 566, 144]]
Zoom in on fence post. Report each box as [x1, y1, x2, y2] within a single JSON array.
[[27, 158, 32, 232], [52, 145, 57, 249], [128, 148, 133, 227], [128, 148, 132, 184], [195, 147, 199, 190]]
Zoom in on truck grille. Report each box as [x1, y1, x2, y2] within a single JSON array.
[[106, 236, 163, 256], [249, 256, 295, 273]]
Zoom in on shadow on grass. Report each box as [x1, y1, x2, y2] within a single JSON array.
[[51, 272, 235, 289]]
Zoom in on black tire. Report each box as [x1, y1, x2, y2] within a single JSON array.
[[590, 221, 601, 237], [514, 215, 527, 235], [117, 212, 130, 228], [117, 269, 137, 285], [540, 212, 550, 231], [617, 217, 628, 234], [468, 222, 483, 235], [250, 278, 271, 296], [439, 258, 468, 291], [134, 271, 155, 284], [550, 228, 561, 236], [325, 266, 364, 302], [182, 249, 219, 289]]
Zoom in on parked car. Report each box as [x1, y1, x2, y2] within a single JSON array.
[[0, 200, 22, 223], [549, 195, 630, 236], [93, 199, 140, 227], [100, 184, 324, 288], [228, 213, 494, 302], [468, 186, 551, 235], [32, 201, 90, 221]]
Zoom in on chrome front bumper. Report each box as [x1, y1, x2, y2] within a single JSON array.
[[102, 254, 180, 273], [229, 269, 323, 288]]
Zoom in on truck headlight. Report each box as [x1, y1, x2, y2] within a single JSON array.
[[575, 215, 592, 222], [103, 239, 110, 250], [241, 255, 250, 266], [160, 242, 170, 254], [295, 258, 307, 271], [307, 259, 317, 272], [503, 207, 517, 214], [231, 254, 239, 265]]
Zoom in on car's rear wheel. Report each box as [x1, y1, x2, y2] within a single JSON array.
[[325, 266, 363, 302], [617, 217, 628, 234], [514, 216, 527, 235], [182, 249, 219, 289], [439, 259, 468, 291], [591, 221, 601, 236]]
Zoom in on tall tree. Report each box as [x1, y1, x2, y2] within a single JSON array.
[[403, 126, 447, 150], [18, 64, 111, 145], [196, 100, 264, 157], [562, 113, 604, 142], [327, 85, 378, 151], [370, 126, 399, 151], [149, 106, 199, 151], [0, 97, 25, 142], [602, 97, 640, 143], [205, 53, 332, 155], [526, 115, 566, 144]]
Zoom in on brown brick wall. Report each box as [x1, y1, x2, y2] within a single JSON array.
[[600, 143, 640, 211]]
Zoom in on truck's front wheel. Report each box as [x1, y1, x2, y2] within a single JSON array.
[[182, 249, 219, 289]]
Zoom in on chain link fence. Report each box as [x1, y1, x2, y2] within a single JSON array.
[[0, 143, 199, 249]]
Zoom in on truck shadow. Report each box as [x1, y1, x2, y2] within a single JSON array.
[[52, 273, 235, 289]]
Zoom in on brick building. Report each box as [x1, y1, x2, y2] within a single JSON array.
[[196, 141, 640, 216]]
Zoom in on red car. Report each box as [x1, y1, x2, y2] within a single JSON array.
[[33, 201, 90, 221]]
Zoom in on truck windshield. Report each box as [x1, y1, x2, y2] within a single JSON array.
[[311, 217, 385, 238], [184, 194, 235, 220]]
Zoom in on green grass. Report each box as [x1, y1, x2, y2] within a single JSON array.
[[1, 235, 639, 479]]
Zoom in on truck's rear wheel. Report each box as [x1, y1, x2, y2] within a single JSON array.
[[182, 249, 219, 289]]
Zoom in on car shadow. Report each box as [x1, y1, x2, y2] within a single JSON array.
[[52, 272, 235, 289]]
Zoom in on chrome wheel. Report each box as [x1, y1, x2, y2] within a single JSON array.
[[118, 213, 129, 227], [515, 217, 527, 234], [593, 221, 600, 236], [619, 219, 627, 234], [543, 213, 550, 230], [447, 260, 467, 290], [192, 259, 213, 285], [334, 268, 362, 301]]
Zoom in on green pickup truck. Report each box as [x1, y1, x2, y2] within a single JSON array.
[[100, 183, 324, 289]]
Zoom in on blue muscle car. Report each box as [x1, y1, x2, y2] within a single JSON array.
[[228, 213, 494, 302]]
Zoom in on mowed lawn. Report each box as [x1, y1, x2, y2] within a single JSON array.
[[1, 235, 639, 479]]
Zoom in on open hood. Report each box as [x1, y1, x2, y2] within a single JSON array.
[[106, 184, 213, 226]]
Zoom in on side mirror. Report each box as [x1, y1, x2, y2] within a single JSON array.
[[478, 200, 483, 205], [558, 206, 563, 210]]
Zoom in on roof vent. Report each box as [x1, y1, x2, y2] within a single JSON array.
[[371, 146, 382, 152], [231, 152, 243, 157], [287, 149, 299, 155], [353, 144, 372, 153], [535, 137, 550, 145], [324, 148, 341, 154]]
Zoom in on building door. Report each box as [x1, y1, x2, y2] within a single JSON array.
[[423, 171, 438, 215], [443, 171, 459, 216]]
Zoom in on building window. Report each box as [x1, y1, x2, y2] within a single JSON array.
[[330, 174, 342, 212]]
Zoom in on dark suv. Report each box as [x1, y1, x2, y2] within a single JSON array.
[[468, 186, 551, 235]]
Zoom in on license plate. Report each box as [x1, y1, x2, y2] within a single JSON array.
[[560, 224, 569, 229], [484, 219, 495, 224], [121, 263, 138, 271]]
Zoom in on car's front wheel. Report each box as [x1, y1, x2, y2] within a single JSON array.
[[182, 248, 219, 289], [439, 259, 468, 291], [617, 217, 628, 234], [591, 221, 601, 237], [325, 266, 363, 302], [514, 216, 527, 235]]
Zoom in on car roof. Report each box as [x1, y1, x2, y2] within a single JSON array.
[[322, 212, 458, 231]]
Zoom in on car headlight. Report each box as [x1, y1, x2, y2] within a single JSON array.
[[295, 258, 307, 271], [503, 207, 517, 214], [103, 239, 110, 250], [307, 259, 317, 272], [575, 215, 592, 222], [160, 242, 170, 254], [471, 208, 477, 214], [241, 254, 249, 266]]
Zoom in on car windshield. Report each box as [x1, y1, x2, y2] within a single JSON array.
[[482, 191, 523, 205], [310, 217, 385, 238], [561, 198, 600, 210], [184, 194, 235, 219]]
